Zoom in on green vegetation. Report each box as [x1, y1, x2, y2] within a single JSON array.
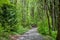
[[0, 0, 60, 40]]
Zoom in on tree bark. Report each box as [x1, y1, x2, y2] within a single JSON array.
[[56, 0, 60, 40], [44, 0, 51, 36]]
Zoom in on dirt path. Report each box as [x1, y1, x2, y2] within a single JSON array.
[[17, 28, 45, 40]]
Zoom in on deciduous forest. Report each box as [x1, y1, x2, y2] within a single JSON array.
[[0, 0, 60, 40]]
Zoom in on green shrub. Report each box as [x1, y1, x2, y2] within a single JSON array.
[[0, 4, 17, 32], [0, 3, 17, 40], [16, 26, 29, 35], [37, 19, 57, 40], [37, 19, 49, 35]]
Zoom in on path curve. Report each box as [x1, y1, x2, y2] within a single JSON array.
[[17, 28, 45, 40]]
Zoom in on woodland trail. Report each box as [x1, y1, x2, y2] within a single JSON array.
[[17, 28, 45, 40]]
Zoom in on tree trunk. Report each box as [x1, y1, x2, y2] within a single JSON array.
[[49, 0, 56, 31], [44, 0, 51, 36], [56, 0, 60, 40]]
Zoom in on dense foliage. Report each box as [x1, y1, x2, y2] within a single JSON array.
[[0, 0, 59, 40]]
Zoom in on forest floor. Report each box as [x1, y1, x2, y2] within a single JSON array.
[[11, 28, 52, 40], [10, 28, 45, 40]]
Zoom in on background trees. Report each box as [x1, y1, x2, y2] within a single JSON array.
[[0, 0, 59, 40]]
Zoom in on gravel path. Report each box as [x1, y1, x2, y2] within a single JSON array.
[[17, 28, 45, 40]]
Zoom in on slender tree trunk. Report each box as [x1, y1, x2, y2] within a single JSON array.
[[56, 0, 60, 40], [50, 0, 56, 31], [44, 0, 51, 36], [52, 0, 56, 31]]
